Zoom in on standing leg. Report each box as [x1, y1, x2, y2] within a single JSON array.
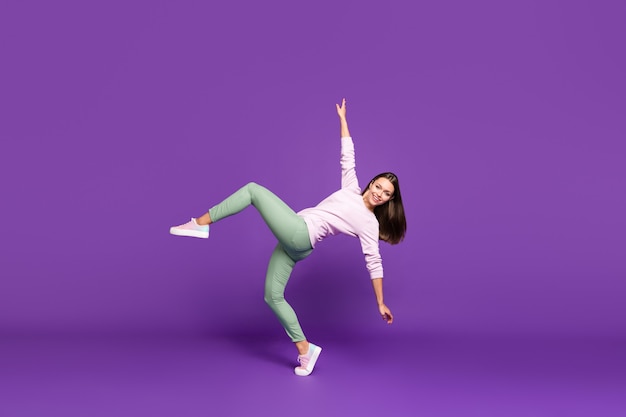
[[265, 243, 322, 376], [264, 243, 305, 342]]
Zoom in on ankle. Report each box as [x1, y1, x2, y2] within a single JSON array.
[[295, 340, 309, 356], [195, 213, 212, 226]]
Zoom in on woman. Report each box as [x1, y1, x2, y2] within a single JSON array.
[[170, 98, 407, 376]]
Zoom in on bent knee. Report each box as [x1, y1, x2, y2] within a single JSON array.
[[264, 293, 284, 307], [245, 181, 262, 191]]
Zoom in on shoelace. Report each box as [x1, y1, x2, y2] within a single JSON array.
[[297, 354, 309, 367]]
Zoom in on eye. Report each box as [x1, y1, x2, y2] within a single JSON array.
[[375, 184, 381, 189]]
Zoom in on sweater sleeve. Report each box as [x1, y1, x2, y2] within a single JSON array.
[[340, 137, 360, 192], [360, 223, 384, 279]]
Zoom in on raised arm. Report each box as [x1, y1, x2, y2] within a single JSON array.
[[337, 98, 359, 190], [336, 98, 351, 138]]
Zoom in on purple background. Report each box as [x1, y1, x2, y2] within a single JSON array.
[[1, 0, 625, 416]]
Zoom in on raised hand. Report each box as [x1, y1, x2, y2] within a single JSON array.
[[336, 98, 347, 120]]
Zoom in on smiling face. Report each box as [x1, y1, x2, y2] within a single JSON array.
[[363, 177, 395, 211]]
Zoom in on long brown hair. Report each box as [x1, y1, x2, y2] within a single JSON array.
[[363, 172, 407, 245]]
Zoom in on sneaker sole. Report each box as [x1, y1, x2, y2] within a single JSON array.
[[294, 345, 322, 377], [169, 228, 209, 239]]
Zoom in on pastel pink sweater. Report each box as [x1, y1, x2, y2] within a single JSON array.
[[298, 137, 383, 279]]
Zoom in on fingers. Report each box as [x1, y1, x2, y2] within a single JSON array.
[[381, 308, 394, 324]]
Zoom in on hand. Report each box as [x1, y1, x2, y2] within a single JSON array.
[[379, 303, 394, 324], [336, 98, 347, 120]]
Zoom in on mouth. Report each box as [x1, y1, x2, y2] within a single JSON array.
[[372, 195, 382, 204]]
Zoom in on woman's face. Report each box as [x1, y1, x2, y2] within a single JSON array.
[[364, 177, 395, 210]]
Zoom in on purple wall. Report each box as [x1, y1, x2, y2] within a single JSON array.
[[1, 0, 624, 337]]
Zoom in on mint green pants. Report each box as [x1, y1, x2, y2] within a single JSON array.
[[209, 182, 313, 342]]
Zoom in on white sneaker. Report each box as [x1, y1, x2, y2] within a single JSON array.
[[169, 218, 209, 238], [294, 343, 322, 376]]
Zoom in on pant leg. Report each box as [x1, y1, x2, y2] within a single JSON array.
[[209, 182, 313, 341], [208, 182, 312, 254], [264, 243, 307, 342]]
